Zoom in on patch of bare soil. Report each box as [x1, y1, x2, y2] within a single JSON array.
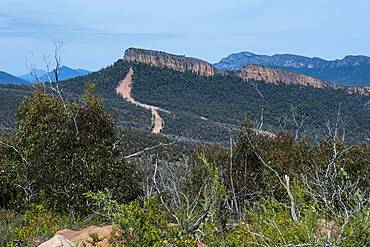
[[116, 68, 170, 133]]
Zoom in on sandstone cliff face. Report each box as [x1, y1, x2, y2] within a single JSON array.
[[214, 51, 370, 86], [236, 64, 343, 89], [124, 48, 219, 76], [236, 64, 370, 95], [122, 48, 370, 95]]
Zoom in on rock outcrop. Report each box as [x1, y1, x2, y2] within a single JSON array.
[[39, 225, 117, 247], [122, 48, 370, 95], [235, 64, 370, 95], [213, 51, 370, 86], [124, 48, 221, 76], [39, 235, 75, 247], [236, 64, 343, 89]]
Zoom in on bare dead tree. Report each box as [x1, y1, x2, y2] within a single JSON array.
[[247, 79, 264, 99], [16, 174, 40, 203], [35, 41, 81, 136], [297, 107, 369, 245], [324, 104, 355, 142], [257, 107, 265, 131], [228, 133, 240, 219], [123, 138, 182, 159], [152, 156, 210, 234], [26, 40, 64, 93], [303, 161, 368, 244], [0, 140, 28, 164], [291, 107, 306, 141], [278, 106, 307, 141]]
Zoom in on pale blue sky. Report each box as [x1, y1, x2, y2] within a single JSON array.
[[1, 0, 370, 75]]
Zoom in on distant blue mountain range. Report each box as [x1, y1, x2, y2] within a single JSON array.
[[18, 66, 91, 83], [18, 69, 48, 83], [0, 71, 28, 84], [0, 66, 91, 84]]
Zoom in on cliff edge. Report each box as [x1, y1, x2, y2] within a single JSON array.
[[235, 64, 370, 95], [123, 48, 370, 95], [236, 64, 343, 89], [124, 48, 220, 76]]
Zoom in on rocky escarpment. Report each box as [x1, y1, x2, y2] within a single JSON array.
[[123, 48, 330, 86], [214, 51, 370, 86], [236, 64, 370, 95], [236, 64, 343, 89], [122, 48, 370, 95], [124, 48, 222, 76]]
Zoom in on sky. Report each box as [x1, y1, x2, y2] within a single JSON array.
[[1, 0, 370, 75]]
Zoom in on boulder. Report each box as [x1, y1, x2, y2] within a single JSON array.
[[38, 235, 75, 247], [40, 225, 117, 247]]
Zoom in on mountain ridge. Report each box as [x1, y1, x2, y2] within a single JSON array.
[[123, 48, 370, 95], [213, 51, 370, 86], [124, 48, 224, 76], [18, 66, 91, 83], [214, 52, 370, 70], [2, 49, 370, 143], [0, 71, 29, 84]]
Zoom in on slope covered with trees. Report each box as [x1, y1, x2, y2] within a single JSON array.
[[1, 57, 370, 245], [2, 58, 370, 144], [126, 62, 370, 143]]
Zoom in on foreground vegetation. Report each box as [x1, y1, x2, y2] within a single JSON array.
[[0, 79, 369, 246]]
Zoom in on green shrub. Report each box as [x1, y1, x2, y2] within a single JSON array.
[[12, 204, 59, 246], [0, 208, 22, 246], [13, 84, 141, 213], [86, 190, 199, 246]]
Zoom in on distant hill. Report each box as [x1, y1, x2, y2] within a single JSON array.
[[18, 69, 48, 82], [18, 69, 47, 83], [213, 52, 370, 86], [18, 66, 91, 83], [0, 71, 29, 84]]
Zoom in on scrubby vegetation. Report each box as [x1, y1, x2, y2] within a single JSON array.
[[1, 81, 369, 245], [0, 58, 369, 245]]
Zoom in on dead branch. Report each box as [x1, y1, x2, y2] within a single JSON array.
[[123, 138, 182, 159]]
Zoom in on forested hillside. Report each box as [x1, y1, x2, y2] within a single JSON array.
[[2, 58, 370, 144], [127, 62, 370, 143], [59, 58, 370, 143], [0, 84, 32, 131]]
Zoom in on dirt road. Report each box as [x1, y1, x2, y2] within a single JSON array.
[[116, 68, 170, 133]]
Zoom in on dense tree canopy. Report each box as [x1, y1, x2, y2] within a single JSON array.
[[12, 83, 140, 213]]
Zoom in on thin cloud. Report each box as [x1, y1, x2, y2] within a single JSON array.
[[1, 0, 370, 75]]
